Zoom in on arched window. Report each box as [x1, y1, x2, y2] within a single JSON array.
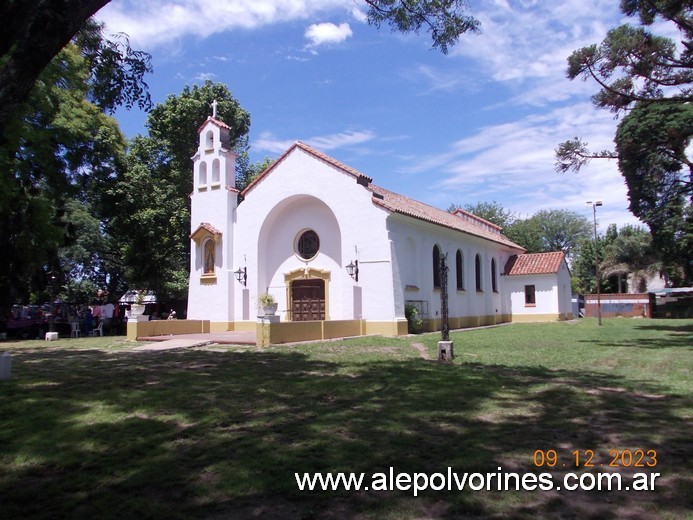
[[475, 254, 482, 292], [491, 258, 498, 293], [432, 245, 441, 288], [212, 158, 220, 184], [203, 239, 215, 274], [456, 250, 464, 290], [205, 130, 214, 150], [199, 161, 207, 186]]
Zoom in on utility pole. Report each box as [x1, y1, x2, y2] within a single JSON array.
[[586, 200, 603, 326]]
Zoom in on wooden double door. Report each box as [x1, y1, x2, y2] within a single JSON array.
[[291, 279, 325, 321]]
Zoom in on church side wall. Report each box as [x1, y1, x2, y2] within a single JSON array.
[[387, 214, 519, 329]]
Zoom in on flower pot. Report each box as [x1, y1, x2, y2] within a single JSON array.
[[261, 303, 278, 316], [130, 304, 146, 317]]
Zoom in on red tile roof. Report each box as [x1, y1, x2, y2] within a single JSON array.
[[503, 251, 565, 276], [369, 185, 524, 249], [197, 117, 232, 133], [242, 142, 525, 250], [190, 222, 222, 241]]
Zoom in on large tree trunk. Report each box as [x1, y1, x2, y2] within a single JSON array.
[[0, 0, 111, 141]]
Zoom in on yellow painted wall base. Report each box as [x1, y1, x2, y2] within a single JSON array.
[[423, 314, 511, 332], [127, 319, 210, 340], [511, 313, 574, 323], [364, 320, 408, 337], [257, 319, 367, 347]]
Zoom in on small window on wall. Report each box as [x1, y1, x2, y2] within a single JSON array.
[[203, 239, 215, 275], [475, 254, 482, 292], [524, 285, 536, 306], [296, 230, 320, 261], [456, 250, 464, 290], [432, 245, 441, 288], [491, 258, 498, 293]]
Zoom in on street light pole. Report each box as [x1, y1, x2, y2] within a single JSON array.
[[586, 200, 603, 326]]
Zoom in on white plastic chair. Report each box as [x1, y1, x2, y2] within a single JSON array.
[[91, 322, 104, 337], [70, 322, 80, 338]]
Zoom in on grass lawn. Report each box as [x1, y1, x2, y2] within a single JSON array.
[[0, 318, 690, 519]]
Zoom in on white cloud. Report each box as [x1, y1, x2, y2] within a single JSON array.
[[194, 72, 216, 81], [406, 102, 639, 230], [304, 22, 353, 47], [97, 0, 356, 49], [254, 129, 376, 153]]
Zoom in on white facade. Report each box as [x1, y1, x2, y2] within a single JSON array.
[[187, 118, 571, 333], [504, 254, 574, 321]]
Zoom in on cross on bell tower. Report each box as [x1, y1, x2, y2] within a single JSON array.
[[211, 99, 218, 119]]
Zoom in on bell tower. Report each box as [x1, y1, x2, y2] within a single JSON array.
[[187, 101, 238, 327]]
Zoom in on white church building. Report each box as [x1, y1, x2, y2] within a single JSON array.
[[186, 116, 573, 342]]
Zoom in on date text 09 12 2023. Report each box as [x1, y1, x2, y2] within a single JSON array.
[[533, 449, 657, 469]]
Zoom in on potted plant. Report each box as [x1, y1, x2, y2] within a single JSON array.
[[129, 290, 146, 317], [405, 304, 423, 334], [258, 293, 278, 316]]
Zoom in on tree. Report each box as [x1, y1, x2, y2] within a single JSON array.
[[555, 0, 692, 283], [504, 217, 545, 254], [615, 102, 693, 282], [449, 201, 591, 256], [364, 0, 480, 54], [449, 200, 517, 229], [601, 224, 662, 292], [104, 82, 251, 299], [0, 1, 479, 140], [0, 27, 133, 304]]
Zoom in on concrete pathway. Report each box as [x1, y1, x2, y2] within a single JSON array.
[[132, 338, 213, 351], [136, 330, 257, 346]]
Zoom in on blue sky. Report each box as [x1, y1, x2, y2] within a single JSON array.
[[96, 0, 646, 231]]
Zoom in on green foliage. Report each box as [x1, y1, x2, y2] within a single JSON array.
[[405, 303, 423, 333], [504, 216, 545, 253], [457, 202, 590, 256], [106, 82, 251, 301], [234, 135, 274, 192], [571, 223, 664, 294], [616, 102, 693, 281], [449, 200, 517, 229], [529, 209, 592, 256], [364, 0, 480, 54], [0, 32, 134, 304], [601, 224, 661, 292], [74, 19, 153, 113], [565, 2, 692, 113], [0, 1, 111, 141], [557, 1, 692, 284], [146, 81, 250, 190]]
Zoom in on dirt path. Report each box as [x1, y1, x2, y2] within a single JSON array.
[[411, 342, 432, 360]]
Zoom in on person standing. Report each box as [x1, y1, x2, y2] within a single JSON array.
[[91, 301, 102, 327], [84, 306, 93, 336], [103, 301, 115, 334]]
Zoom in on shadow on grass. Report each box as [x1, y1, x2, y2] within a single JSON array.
[[634, 322, 693, 334], [0, 348, 690, 519]]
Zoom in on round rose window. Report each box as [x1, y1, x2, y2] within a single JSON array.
[[296, 230, 319, 260]]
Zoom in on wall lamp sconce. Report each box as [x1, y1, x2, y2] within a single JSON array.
[[346, 260, 359, 282], [234, 267, 247, 286]]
